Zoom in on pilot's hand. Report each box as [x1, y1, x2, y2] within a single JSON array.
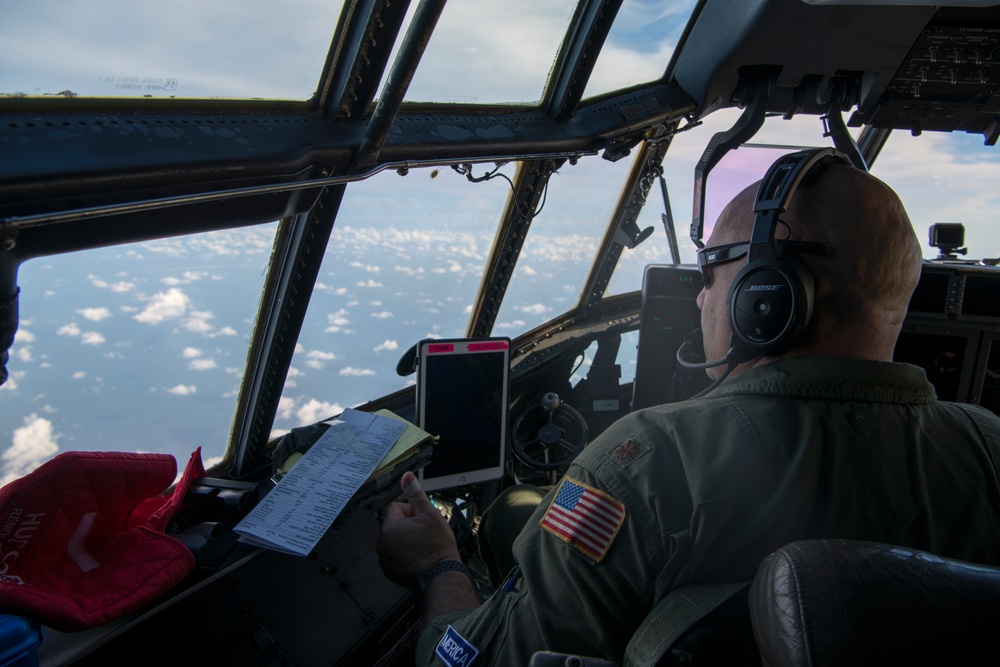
[[377, 471, 461, 586]]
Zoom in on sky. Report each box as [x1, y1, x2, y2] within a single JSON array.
[[2, 0, 1000, 486], [0, 0, 686, 102], [0, 0, 342, 99]]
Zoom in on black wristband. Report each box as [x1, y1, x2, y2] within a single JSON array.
[[417, 559, 469, 594]]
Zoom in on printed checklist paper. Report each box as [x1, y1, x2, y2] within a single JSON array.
[[235, 408, 407, 556]]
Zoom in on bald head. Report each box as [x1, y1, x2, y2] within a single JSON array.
[[708, 162, 922, 362]]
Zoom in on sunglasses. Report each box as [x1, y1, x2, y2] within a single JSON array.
[[696, 240, 829, 288]]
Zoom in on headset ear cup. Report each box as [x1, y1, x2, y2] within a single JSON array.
[[728, 255, 813, 354]]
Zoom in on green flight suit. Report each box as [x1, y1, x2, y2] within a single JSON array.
[[418, 358, 1000, 666]]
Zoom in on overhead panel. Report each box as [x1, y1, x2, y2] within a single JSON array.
[[854, 10, 1000, 141]]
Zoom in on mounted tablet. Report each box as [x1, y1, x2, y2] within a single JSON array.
[[416, 338, 510, 492]]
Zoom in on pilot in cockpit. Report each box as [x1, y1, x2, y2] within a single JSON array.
[[376, 150, 1000, 667]]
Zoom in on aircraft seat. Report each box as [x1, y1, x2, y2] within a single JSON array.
[[537, 537, 1000, 666], [749, 539, 1000, 667]]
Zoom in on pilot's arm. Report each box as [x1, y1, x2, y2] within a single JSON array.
[[376, 472, 482, 622], [402, 416, 696, 666]]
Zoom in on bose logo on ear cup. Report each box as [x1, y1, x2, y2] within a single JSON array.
[[746, 285, 783, 292]]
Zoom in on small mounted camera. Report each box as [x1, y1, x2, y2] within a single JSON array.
[[929, 223, 966, 259]]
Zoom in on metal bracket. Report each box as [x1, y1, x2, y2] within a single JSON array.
[[690, 75, 768, 247], [821, 79, 869, 171]]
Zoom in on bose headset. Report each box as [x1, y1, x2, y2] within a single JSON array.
[[677, 146, 853, 390]]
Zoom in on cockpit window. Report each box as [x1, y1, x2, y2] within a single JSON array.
[[272, 166, 510, 437], [582, 0, 698, 100], [380, 0, 578, 104], [0, 224, 278, 484], [493, 153, 635, 337], [0, 0, 343, 100], [872, 131, 1000, 260]]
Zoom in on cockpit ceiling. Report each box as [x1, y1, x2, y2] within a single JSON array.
[[672, 1, 1000, 143]]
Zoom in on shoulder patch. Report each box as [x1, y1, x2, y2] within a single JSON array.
[[609, 437, 651, 468], [539, 476, 626, 563], [435, 625, 480, 667]]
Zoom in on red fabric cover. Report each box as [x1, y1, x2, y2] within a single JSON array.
[[0, 448, 205, 631]]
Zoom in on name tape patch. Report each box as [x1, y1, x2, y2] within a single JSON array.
[[435, 625, 480, 667]]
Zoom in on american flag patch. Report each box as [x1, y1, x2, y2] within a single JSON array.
[[540, 476, 626, 563]]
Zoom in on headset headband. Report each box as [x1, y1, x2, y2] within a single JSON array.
[[748, 147, 845, 261]]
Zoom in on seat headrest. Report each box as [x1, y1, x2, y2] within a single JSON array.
[[750, 539, 1000, 667]]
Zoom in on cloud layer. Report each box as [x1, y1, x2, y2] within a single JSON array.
[[2, 414, 59, 485]]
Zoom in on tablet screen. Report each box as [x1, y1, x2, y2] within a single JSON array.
[[416, 338, 510, 491]]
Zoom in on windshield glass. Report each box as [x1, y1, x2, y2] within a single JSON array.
[[0, 1, 343, 100], [381, 0, 577, 104], [1, 225, 277, 484], [872, 131, 1000, 260], [493, 153, 636, 336], [272, 166, 510, 436], [583, 0, 697, 99]]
